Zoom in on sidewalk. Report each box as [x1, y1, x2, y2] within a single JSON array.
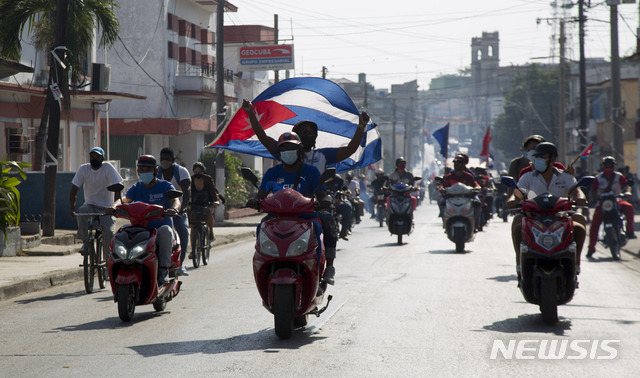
[[0, 213, 262, 301]]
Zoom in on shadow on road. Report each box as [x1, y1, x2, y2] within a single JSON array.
[[486, 274, 517, 283], [481, 314, 572, 335], [428, 249, 469, 255], [127, 327, 327, 356], [16, 290, 85, 304]]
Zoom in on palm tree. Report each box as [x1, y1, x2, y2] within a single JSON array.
[[0, 0, 120, 170], [0, 0, 119, 235]]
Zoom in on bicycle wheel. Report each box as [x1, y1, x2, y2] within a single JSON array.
[[191, 227, 201, 268], [83, 239, 95, 294], [96, 235, 106, 289], [201, 226, 210, 266]]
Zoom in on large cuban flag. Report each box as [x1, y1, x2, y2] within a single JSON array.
[[207, 77, 382, 172]]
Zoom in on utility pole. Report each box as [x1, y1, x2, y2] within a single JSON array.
[[273, 14, 279, 84], [558, 20, 566, 165], [42, 0, 69, 236], [610, 1, 624, 165], [215, 0, 225, 222], [579, 0, 588, 171], [392, 99, 397, 162]]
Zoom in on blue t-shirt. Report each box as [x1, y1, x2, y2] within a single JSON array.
[[125, 179, 176, 229], [260, 163, 324, 198]]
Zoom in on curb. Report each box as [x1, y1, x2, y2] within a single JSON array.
[[0, 230, 256, 302]]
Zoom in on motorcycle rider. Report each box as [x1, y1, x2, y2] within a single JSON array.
[[345, 173, 361, 225], [438, 154, 480, 218], [250, 132, 332, 283], [508, 135, 545, 183], [370, 169, 387, 217], [123, 155, 180, 285], [242, 100, 369, 285], [388, 156, 415, 185], [586, 156, 636, 258], [507, 142, 587, 277], [158, 147, 191, 276]]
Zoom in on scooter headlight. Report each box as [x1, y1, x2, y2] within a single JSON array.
[[287, 229, 311, 257], [602, 199, 615, 212], [259, 229, 279, 257], [112, 239, 148, 260]]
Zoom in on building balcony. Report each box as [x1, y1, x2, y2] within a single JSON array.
[[174, 62, 236, 100]]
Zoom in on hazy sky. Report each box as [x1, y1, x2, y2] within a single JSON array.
[[226, 0, 640, 91]]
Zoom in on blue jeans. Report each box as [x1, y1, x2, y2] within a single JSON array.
[[174, 213, 189, 263]]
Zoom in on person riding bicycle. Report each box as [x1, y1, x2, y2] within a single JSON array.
[[248, 132, 330, 282], [241, 100, 369, 285], [123, 155, 180, 285], [587, 156, 636, 258], [69, 147, 123, 264], [189, 162, 224, 248]]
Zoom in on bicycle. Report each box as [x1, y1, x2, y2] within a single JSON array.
[[188, 204, 213, 268], [74, 212, 106, 294]]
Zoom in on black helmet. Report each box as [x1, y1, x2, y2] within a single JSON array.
[[396, 156, 406, 166], [522, 135, 546, 148], [602, 156, 616, 166], [137, 154, 157, 167], [532, 142, 557, 158]]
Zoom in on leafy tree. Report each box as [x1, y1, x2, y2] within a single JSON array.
[[493, 64, 560, 159]]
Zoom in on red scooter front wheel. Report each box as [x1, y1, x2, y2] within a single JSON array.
[[117, 283, 137, 322]]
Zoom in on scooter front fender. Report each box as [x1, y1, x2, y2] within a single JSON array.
[[114, 267, 142, 286], [266, 268, 303, 309]]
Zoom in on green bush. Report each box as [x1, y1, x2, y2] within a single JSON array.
[[0, 158, 31, 240], [223, 152, 250, 208]]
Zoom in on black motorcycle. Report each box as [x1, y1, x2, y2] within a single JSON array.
[[598, 192, 626, 260]]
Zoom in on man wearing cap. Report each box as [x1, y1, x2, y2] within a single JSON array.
[[507, 142, 587, 281], [123, 155, 180, 285], [69, 147, 123, 265]]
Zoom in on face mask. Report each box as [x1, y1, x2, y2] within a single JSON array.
[[280, 150, 298, 165], [90, 159, 102, 169], [533, 157, 548, 173], [160, 160, 173, 170], [193, 173, 204, 179], [526, 150, 536, 161], [603, 169, 614, 175], [139, 172, 155, 185], [397, 163, 406, 171]]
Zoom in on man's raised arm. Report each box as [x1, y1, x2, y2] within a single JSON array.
[[242, 100, 277, 156]]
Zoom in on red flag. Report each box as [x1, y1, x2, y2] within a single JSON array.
[[579, 142, 594, 160], [479, 126, 492, 157]]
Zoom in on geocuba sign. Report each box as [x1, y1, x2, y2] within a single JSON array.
[[238, 44, 294, 72]]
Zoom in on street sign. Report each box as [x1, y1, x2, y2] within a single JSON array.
[[238, 44, 294, 72]]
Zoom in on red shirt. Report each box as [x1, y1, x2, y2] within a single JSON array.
[[518, 162, 566, 178], [443, 171, 479, 188]]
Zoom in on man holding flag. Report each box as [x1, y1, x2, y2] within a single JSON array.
[[240, 99, 370, 286]]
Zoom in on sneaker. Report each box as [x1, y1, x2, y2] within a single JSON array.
[[586, 249, 595, 259], [158, 268, 169, 285], [626, 233, 637, 240], [339, 231, 349, 241], [188, 252, 194, 259], [323, 265, 336, 285], [209, 230, 215, 242], [177, 266, 189, 276]]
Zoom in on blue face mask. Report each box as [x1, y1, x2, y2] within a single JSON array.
[[139, 172, 155, 185], [280, 150, 298, 165], [533, 157, 548, 173]]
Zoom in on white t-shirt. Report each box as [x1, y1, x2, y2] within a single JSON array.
[[72, 163, 123, 208], [159, 164, 190, 205], [347, 179, 360, 199], [518, 168, 576, 198]]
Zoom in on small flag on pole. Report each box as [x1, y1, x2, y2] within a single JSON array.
[[479, 126, 491, 157], [432, 123, 449, 159], [579, 142, 594, 160]]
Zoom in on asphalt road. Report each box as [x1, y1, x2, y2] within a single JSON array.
[[1, 203, 639, 377]]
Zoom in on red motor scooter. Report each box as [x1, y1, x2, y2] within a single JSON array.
[[502, 175, 594, 325], [106, 183, 184, 322], [242, 167, 334, 339]]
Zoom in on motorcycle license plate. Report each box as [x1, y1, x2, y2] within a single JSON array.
[[377, 194, 385, 200]]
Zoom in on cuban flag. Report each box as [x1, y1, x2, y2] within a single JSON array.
[[579, 141, 594, 160], [207, 77, 381, 172]]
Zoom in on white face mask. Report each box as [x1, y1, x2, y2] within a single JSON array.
[[526, 150, 536, 161], [280, 150, 298, 165]]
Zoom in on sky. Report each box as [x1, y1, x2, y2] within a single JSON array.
[[225, 0, 640, 91]]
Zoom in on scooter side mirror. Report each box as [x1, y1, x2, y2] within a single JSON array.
[[577, 175, 595, 187], [241, 167, 259, 189], [319, 168, 336, 186], [164, 190, 183, 200], [413, 176, 422, 182], [501, 176, 518, 189]]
